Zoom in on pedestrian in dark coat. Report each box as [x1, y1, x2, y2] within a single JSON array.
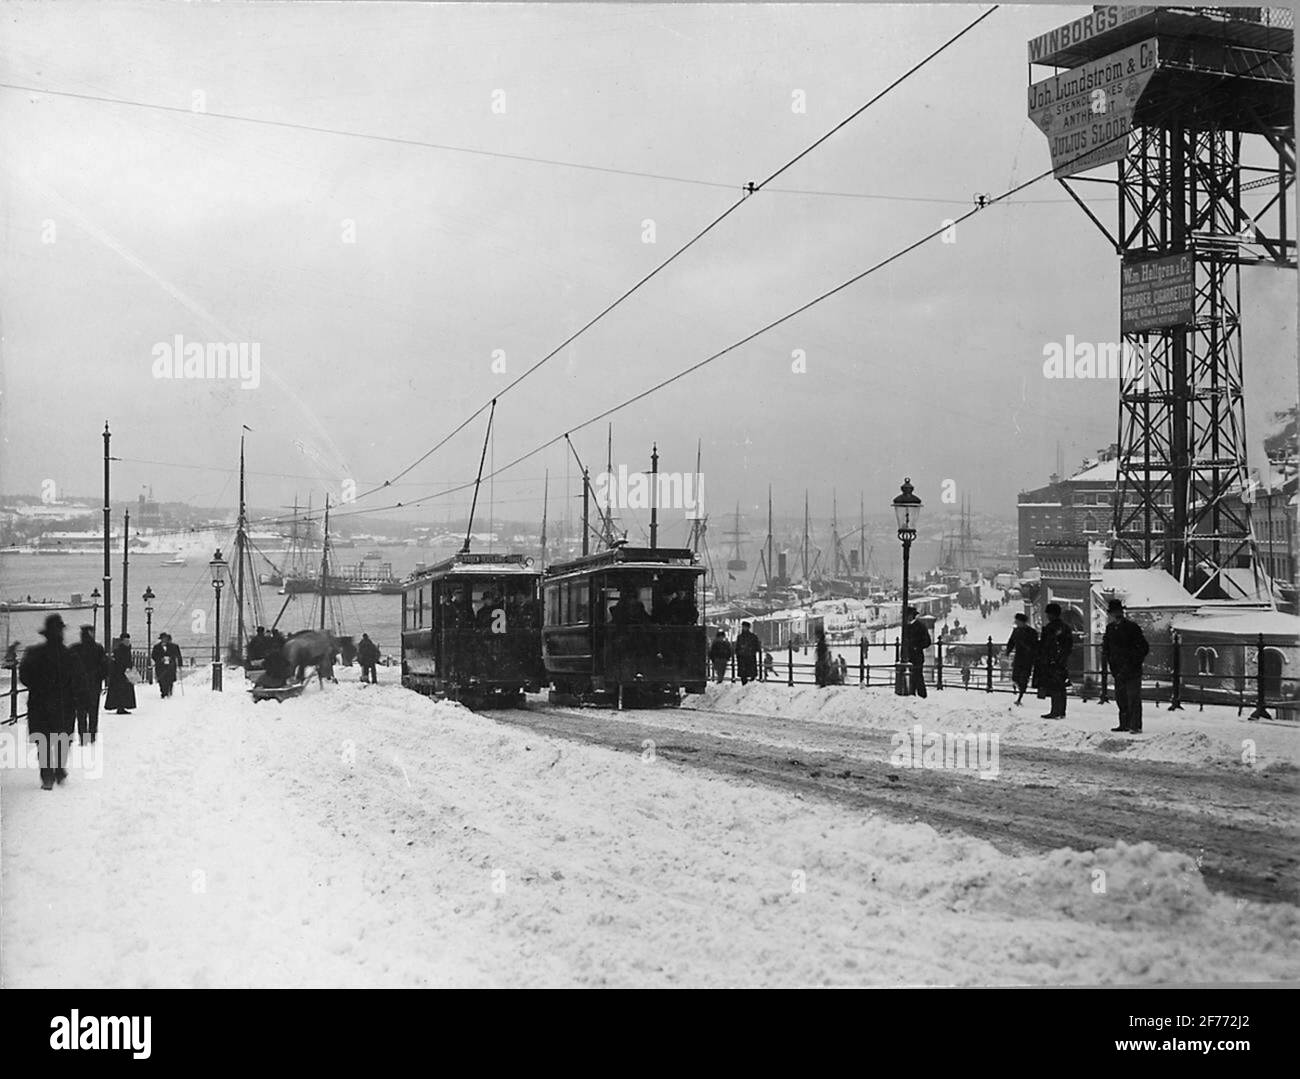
[[734, 622, 760, 685], [1103, 599, 1149, 733], [357, 632, 380, 684], [19, 614, 86, 789], [708, 630, 733, 683], [1005, 612, 1039, 705], [104, 633, 137, 714], [904, 608, 931, 698], [814, 630, 832, 688], [69, 623, 108, 743], [1035, 603, 1074, 718], [152, 633, 181, 698]]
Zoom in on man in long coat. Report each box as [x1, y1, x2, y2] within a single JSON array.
[[734, 621, 761, 685], [1036, 602, 1074, 719], [104, 632, 138, 714], [1005, 612, 1039, 706], [69, 623, 108, 743], [1103, 599, 1150, 734], [19, 614, 86, 789]]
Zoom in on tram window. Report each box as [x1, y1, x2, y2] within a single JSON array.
[[545, 585, 560, 626], [572, 581, 589, 623]]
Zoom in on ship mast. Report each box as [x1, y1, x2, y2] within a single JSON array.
[[318, 494, 331, 632]]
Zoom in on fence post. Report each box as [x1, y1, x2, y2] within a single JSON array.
[[1168, 630, 1183, 711], [787, 642, 794, 687], [1250, 632, 1271, 720], [859, 639, 865, 685], [9, 664, 17, 724], [985, 636, 994, 693], [935, 635, 944, 691], [1099, 642, 1110, 704]]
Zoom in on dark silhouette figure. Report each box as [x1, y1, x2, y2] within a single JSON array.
[[1103, 599, 1150, 733], [69, 623, 107, 743], [357, 632, 380, 684], [1005, 613, 1039, 705], [104, 633, 137, 714], [734, 621, 760, 684], [708, 630, 732, 683], [19, 614, 86, 789], [1036, 603, 1074, 719]]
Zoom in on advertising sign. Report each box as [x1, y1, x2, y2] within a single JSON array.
[[1120, 252, 1195, 333], [1028, 38, 1158, 178]]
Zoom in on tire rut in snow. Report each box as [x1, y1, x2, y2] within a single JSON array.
[[484, 704, 1300, 906]]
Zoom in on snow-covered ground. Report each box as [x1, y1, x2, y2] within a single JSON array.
[[2, 666, 1297, 987], [687, 681, 1300, 769]]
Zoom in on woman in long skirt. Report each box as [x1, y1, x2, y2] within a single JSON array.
[[104, 633, 138, 714]]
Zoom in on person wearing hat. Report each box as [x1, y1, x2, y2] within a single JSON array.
[[152, 632, 182, 698], [734, 621, 760, 685], [19, 614, 87, 789], [708, 628, 733, 684], [69, 623, 109, 744], [903, 607, 931, 698], [1036, 602, 1074, 718], [1103, 598, 1150, 734], [104, 631, 138, 714], [1005, 612, 1039, 706]]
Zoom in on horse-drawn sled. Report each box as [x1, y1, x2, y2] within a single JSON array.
[[246, 629, 339, 704]]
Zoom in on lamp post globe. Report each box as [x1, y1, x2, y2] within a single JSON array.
[[209, 549, 226, 691], [892, 479, 923, 695]]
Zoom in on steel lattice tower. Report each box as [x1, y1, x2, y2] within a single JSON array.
[[1030, 7, 1295, 599]]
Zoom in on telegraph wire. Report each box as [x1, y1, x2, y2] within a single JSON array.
[[350, 5, 1001, 501]]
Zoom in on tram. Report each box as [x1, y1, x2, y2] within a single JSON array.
[[400, 551, 545, 706], [541, 545, 707, 707]]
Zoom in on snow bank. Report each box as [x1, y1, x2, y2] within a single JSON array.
[[2, 667, 1296, 987], [687, 681, 1300, 768]]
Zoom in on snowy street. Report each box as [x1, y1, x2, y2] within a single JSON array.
[[3, 667, 1297, 988]]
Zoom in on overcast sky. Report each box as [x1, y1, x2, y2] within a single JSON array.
[[1, 2, 1295, 539]]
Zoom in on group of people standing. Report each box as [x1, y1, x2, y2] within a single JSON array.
[[709, 621, 768, 684], [17, 614, 147, 790], [701, 597, 1153, 735], [1003, 598, 1150, 731]]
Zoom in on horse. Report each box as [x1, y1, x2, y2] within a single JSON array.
[[282, 630, 339, 687]]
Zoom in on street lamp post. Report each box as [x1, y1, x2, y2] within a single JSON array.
[[210, 549, 226, 691], [892, 478, 923, 696], [143, 586, 155, 684]]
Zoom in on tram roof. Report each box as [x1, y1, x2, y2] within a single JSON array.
[[407, 551, 540, 582], [543, 545, 701, 579]]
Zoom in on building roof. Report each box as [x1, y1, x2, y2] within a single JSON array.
[[1097, 568, 1198, 608], [1066, 459, 1118, 484], [1172, 609, 1300, 640]]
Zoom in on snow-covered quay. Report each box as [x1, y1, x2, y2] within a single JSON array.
[[2, 668, 1297, 988]]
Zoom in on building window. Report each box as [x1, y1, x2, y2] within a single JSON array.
[[1196, 647, 1217, 675], [1083, 513, 1098, 534]]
